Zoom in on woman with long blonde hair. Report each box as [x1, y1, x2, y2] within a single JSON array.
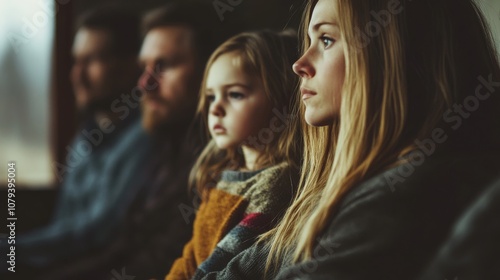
[[197, 0, 500, 279]]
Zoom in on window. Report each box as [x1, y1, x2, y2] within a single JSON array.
[[0, 0, 55, 187]]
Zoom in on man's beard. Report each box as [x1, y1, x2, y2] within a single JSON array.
[[141, 100, 171, 135], [140, 100, 195, 137]]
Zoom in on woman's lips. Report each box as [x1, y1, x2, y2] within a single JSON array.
[[301, 88, 317, 100]]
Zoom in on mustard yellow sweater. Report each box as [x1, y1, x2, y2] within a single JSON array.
[[165, 162, 296, 280]]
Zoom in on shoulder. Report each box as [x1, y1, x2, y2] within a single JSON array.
[[419, 177, 500, 279], [253, 161, 297, 190], [115, 118, 150, 148], [328, 153, 500, 241], [245, 162, 298, 213], [277, 153, 500, 280], [337, 152, 500, 215]]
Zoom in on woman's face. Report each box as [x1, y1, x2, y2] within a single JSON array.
[[293, 0, 346, 126]]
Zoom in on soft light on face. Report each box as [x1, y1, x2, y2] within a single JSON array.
[[293, 0, 346, 126], [138, 26, 200, 133], [205, 52, 273, 150]]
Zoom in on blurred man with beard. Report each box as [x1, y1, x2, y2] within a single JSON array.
[[7, 7, 154, 277], [138, 18, 201, 136], [89, 3, 237, 279]]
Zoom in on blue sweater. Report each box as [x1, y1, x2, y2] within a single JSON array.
[[14, 116, 152, 267]]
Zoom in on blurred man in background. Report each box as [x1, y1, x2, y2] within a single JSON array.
[[2, 6, 155, 278]]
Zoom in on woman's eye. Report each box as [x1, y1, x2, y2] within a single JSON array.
[[228, 92, 245, 100], [320, 36, 334, 48]]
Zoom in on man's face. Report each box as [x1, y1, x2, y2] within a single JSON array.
[[71, 28, 136, 114], [138, 26, 200, 133]]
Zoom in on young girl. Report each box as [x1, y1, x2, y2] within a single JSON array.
[[193, 0, 500, 279], [165, 30, 302, 280]]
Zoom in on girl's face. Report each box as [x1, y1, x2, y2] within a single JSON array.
[[205, 52, 273, 150], [293, 0, 346, 126]]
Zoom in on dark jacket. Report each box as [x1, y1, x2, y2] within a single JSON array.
[[199, 152, 500, 280], [419, 177, 500, 280]]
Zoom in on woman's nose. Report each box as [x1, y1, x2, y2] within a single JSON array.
[[293, 51, 315, 78]]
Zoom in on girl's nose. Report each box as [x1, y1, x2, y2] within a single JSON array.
[[209, 98, 225, 117]]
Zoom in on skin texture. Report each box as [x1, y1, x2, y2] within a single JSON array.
[[71, 28, 137, 114], [205, 52, 273, 170], [293, 0, 346, 126], [137, 26, 200, 133]]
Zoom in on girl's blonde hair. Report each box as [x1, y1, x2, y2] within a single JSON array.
[[265, 0, 500, 270], [190, 30, 302, 197]]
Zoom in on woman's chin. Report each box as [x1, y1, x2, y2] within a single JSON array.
[[305, 111, 333, 127]]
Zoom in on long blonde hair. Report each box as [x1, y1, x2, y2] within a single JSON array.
[[189, 30, 302, 198], [266, 0, 500, 269]]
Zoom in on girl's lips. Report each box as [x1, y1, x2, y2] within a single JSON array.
[[301, 88, 317, 100], [213, 124, 226, 134]]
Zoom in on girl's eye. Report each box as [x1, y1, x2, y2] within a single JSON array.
[[206, 94, 215, 103], [320, 36, 334, 48], [228, 92, 245, 100]]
